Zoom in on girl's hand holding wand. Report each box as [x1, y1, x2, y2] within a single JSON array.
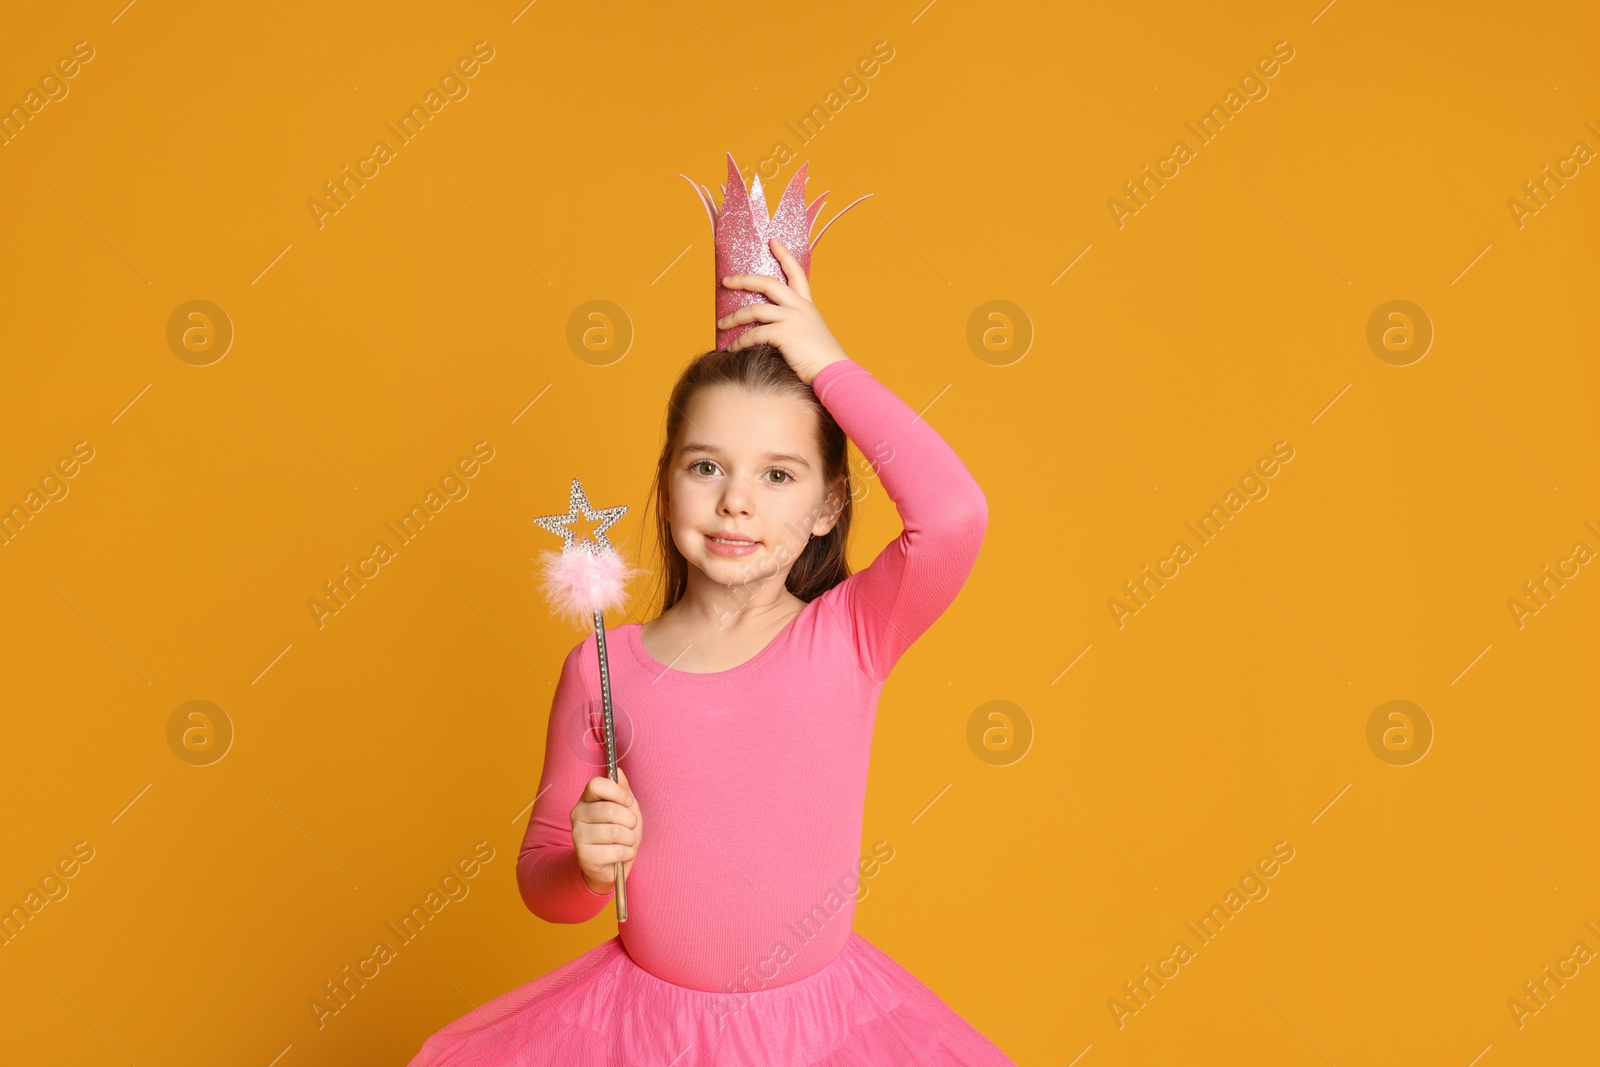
[[719, 237, 850, 385], [573, 765, 643, 895]]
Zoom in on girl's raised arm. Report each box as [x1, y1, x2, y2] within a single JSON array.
[[516, 639, 616, 923], [812, 358, 989, 683]]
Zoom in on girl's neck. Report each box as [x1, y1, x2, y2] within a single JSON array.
[[667, 570, 804, 633]]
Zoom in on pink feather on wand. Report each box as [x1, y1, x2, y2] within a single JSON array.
[[535, 547, 637, 630], [531, 477, 641, 922]]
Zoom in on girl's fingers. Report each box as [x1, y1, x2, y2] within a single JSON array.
[[717, 303, 784, 330], [580, 776, 622, 806], [769, 239, 812, 302], [721, 271, 801, 307], [581, 773, 634, 809], [727, 324, 776, 352], [579, 800, 637, 827], [584, 844, 635, 869], [577, 821, 635, 847]]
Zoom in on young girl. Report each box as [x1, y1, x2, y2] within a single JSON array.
[[408, 238, 1014, 1065]]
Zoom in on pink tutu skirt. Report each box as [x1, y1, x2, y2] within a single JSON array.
[[406, 931, 1016, 1066]]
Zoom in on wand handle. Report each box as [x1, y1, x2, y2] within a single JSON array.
[[592, 610, 628, 923]]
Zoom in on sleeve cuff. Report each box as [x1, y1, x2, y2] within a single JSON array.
[[810, 358, 859, 397]]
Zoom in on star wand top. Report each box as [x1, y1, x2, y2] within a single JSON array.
[[532, 477, 639, 626]]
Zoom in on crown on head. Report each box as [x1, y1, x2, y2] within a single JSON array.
[[682, 151, 871, 351]]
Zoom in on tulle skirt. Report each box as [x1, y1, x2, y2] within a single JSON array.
[[406, 931, 1017, 1066]]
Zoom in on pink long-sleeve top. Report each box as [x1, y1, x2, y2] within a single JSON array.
[[516, 358, 988, 994]]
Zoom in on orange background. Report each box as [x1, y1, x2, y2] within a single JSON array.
[[3, 1, 1598, 1064]]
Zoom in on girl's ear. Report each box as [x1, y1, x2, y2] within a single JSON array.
[[812, 476, 848, 536]]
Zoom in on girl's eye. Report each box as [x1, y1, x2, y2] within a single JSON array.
[[686, 460, 794, 484]]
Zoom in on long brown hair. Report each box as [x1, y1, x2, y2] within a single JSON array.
[[638, 344, 854, 619]]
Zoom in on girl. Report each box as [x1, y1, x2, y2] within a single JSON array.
[[408, 238, 1014, 1065]]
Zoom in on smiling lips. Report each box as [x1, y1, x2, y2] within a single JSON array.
[[705, 532, 761, 557]]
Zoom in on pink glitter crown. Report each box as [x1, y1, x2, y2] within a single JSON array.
[[682, 151, 872, 351]]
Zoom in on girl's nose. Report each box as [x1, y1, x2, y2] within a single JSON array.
[[719, 481, 753, 515]]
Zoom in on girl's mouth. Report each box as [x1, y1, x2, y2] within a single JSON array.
[[705, 534, 761, 557]]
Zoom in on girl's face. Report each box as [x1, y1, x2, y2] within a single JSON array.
[[667, 384, 840, 592]]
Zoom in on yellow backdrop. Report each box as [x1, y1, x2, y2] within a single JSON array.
[[2, 1, 1597, 1064]]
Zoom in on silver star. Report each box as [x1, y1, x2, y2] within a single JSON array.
[[532, 477, 629, 557]]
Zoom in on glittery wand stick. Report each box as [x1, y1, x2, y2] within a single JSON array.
[[532, 477, 641, 922]]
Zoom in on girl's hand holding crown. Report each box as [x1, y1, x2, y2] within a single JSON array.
[[719, 237, 850, 386]]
